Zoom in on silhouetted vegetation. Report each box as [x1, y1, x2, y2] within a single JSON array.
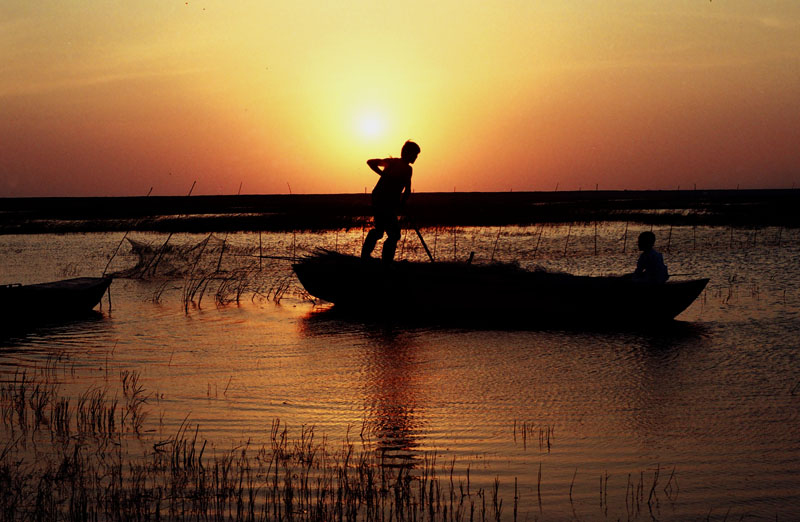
[[2, 189, 799, 234], [1, 361, 681, 522]]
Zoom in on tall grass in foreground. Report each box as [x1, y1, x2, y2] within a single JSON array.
[[2, 402, 508, 521], [4, 367, 515, 521], [0, 365, 682, 522]]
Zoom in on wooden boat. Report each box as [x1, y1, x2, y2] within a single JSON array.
[[293, 251, 709, 325], [0, 277, 112, 323]]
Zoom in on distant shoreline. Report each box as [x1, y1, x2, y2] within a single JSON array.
[[1, 189, 798, 234]]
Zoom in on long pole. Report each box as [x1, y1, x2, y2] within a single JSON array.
[[406, 216, 434, 262], [414, 227, 435, 262]]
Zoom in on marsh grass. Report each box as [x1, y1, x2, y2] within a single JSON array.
[[1, 363, 696, 522], [115, 234, 303, 313], [1, 367, 151, 441], [2, 390, 513, 521], [512, 421, 553, 453]]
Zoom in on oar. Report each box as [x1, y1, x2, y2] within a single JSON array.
[[406, 216, 434, 262]]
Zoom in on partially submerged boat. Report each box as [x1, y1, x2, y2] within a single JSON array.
[[0, 277, 112, 324], [293, 251, 708, 325]]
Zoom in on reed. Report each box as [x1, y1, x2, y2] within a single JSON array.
[[120, 370, 149, 434], [1, 391, 603, 522], [4, 374, 531, 522], [512, 420, 554, 452], [182, 270, 213, 312], [151, 280, 170, 304], [2, 310, 733, 521], [116, 233, 307, 311]]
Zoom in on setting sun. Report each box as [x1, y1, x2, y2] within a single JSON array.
[[0, 1, 798, 196], [357, 113, 385, 140], [2, 3, 800, 518]]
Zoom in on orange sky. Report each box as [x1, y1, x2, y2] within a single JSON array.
[[1, 1, 798, 196]]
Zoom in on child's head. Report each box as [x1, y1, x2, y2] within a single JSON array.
[[401, 140, 421, 163], [637, 231, 656, 251]]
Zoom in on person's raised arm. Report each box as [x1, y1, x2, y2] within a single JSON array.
[[367, 158, 387, 176]]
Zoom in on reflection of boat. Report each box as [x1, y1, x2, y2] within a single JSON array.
[[293, 250, 708, 325], [0, 277, 112, 322]]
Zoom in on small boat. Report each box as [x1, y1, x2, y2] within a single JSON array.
[[0, 277, 112, 324], [293, 251, 708, 325]]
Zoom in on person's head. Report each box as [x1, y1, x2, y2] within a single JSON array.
[[637, 231, 656, 251], [401, 140, 421, 164]]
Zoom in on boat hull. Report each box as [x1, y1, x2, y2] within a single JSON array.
[[293, 252, 708, 325], [0, 277, 112, 325]]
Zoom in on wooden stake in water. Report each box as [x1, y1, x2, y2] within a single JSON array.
[[622, 221, 629, 253], [593, 222, 598, 255], [453, 226, 457, 261], [666, 225, 673, 253], [564, 223, 572, 256], [533, 224, 545, 259], [491, 227, 502, 262]]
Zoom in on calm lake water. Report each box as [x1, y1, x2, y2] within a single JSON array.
[[1, 224, 799, 520]]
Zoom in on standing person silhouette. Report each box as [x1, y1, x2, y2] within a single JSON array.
[[361, 140, 421, 262]]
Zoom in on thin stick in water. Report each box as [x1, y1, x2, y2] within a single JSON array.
[[622, 221, 629, 253], [491, 227, 502, 262]]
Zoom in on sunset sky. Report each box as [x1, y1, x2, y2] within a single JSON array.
[[1, 1, 799, 196]]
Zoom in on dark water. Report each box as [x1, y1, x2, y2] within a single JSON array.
[[1, 224, 799, 520]]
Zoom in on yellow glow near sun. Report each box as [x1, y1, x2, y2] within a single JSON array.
[[357, 113, 385, 140]]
